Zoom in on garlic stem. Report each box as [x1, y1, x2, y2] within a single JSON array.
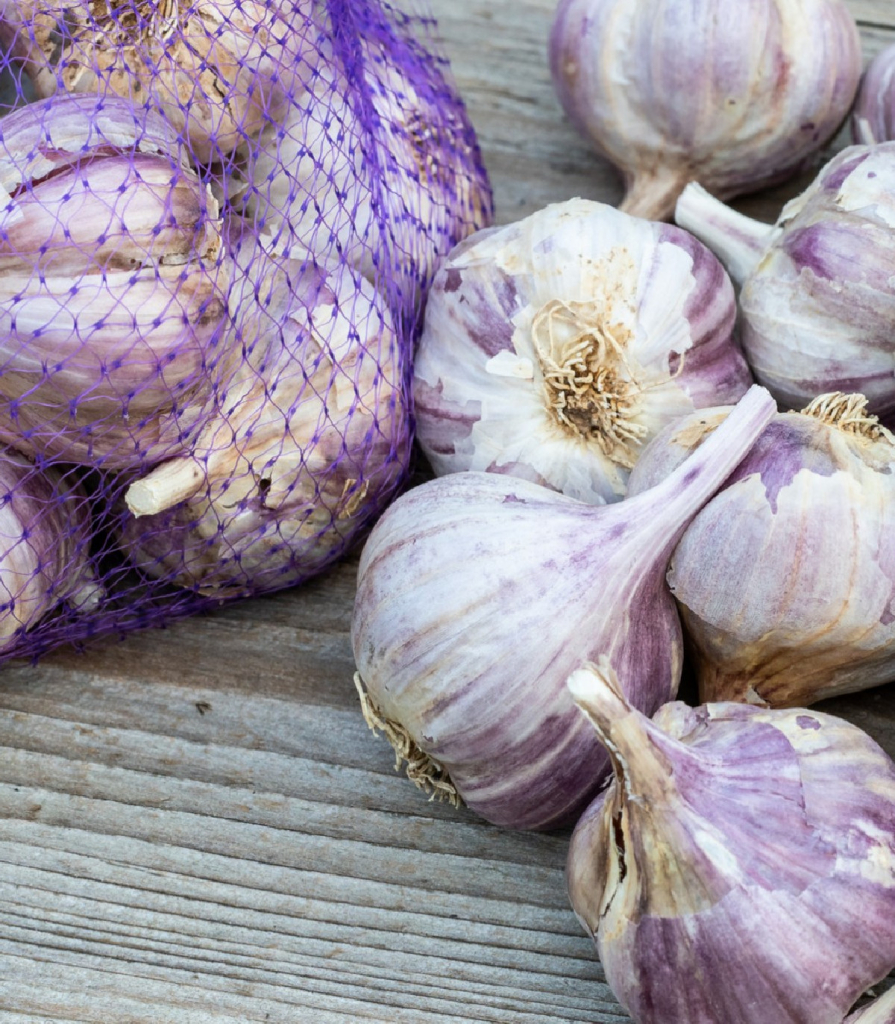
[[126, 456, 207, 517], [675, 183, 776, 285], [847, 986, 895, 1023], [619, 167, 692, 221]]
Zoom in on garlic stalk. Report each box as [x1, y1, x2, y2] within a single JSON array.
[[566, 661, 895, 1024], [119, 247, 410, 595], [414, 199, 752, 505], [0, 450, 102, 652], [549, 0, 862, 221], [627, 393, 895, 708], [4, 0, 310, 162], [852, 44, 895, 146], [0, 94, 232, 470], [351, 385, 775, 830], [244, 31, 492, 313], [675, 151, 895, 418]]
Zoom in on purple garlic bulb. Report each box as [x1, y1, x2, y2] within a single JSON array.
[[414, 199, 752, 505], [0, 449, 101, 652], [627, 393, 895, 709], [676, 149, 895, 419], [0, 94, 232, 470], [351, 386, 775, 830], [549, 0, 861, 220], [566, 661, 895, 1024], [119, 247, 410, 596], [852, 44, 895, 145]]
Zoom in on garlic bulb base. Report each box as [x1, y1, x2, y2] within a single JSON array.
[[354, 673, 461, 807], [674, 183, 775, 285], [619, 167, 692, 222]]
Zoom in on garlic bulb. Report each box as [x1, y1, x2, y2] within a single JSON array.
[[676, 152, 895, 418], [566, 660, 895, 1024], [852, 45, 895, 145], [0, 449, 102, 652], [119, 245, 410, 595], [0, 94, 231, 469], [627, 393, 895, 708], [414, 199, 752, 503], [5, 0, 309, 162], [244, 29, 491, 312], [549, 0, 862, 220], [351, 385, 775, 830]]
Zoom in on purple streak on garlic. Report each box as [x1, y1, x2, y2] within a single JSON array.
[[567, 661, 895, 1024], [414, 199, 752, 504], [119, 243, 410, 595], [0, 450, 101, 651], [351, 385, 775, 830], [549, 0, 861, 221], [676, 151, 895, 418], [852, 44, 895, 145], [627, 393, 895, 709], [0, 94, 231, 469]]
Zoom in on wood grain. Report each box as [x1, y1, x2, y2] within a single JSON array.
[[1, 1, 895, 1021]]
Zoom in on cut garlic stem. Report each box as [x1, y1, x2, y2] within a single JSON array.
[[675, 183, 777, 285], [619, 167, 692, 221], [126, 456, 207, 517]]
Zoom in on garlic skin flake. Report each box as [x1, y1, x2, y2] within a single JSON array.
[[676, 149, 895, 418], [567, 661, 895, 1024], [549, 0, 861, 220], [352, 386, 775, 830], [414, 200, 751, 505], [628, 394, 895, 709]]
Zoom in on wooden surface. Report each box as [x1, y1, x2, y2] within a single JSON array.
[[3, 2, 895, 1021]]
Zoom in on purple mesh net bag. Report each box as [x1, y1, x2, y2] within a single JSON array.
[[0, 0, 492, 659]]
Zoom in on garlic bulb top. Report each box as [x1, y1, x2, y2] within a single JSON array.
[[676, 148, 895, 418], [852, 43, 895, 145], [352, 385, 775, 830], [549, 0, 861, 221], [0, 94, 232, 469], [566, 661, 895, 1024], [120, 245, 410, 595], [628, 393, 895, 709], [414, 199, 751, 505]]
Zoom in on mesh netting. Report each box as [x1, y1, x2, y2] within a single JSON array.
[[0, 0, 491, 660]]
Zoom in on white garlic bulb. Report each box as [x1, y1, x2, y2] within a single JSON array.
[[414, 199, 752, 504], [549, 0, 862, 220], [566, 660, 895, 1024]]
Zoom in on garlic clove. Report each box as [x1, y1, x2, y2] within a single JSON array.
[[549, 0, 862, 221], [567, 661, 895, 1024], [851, 44, 895, 147], [352, 385, 775, 829], [628, 393, 895, 708], [414, 199, 752, 505]]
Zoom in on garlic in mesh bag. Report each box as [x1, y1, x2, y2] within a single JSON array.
[[0, 0, 489, 661]]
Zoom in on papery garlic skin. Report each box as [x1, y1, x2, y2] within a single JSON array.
[[628, 394, 895, 708], [0, 450, 101, 651], [676, 150, 895, 418], [852, 44, 895, 145], [119, 248, 410, 595], [549, 0, 861, 220], [567, 662, 895, 1024], [5, 0, 309, 162], [352, 386, 775, 829], [245, 33, 491, 313], [414, 200, 751, 504], [0, 94, 231, 469]]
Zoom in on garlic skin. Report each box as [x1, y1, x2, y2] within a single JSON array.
[[676, 151, 895, 418], [627, 393, 895, 708], [119, 246, 410, 595], [848, 987, 895, 1023], [0, 94, 231, 469], [0, 450, 102, 652], [549, 0, 861, 221], [566, 661, 895, 1024], [6, 0, 308, 162], [245, 30, 492, 313], [414, 200, 752, 505], [852, 44, 895, 145], [352, 386, 775, 830]]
